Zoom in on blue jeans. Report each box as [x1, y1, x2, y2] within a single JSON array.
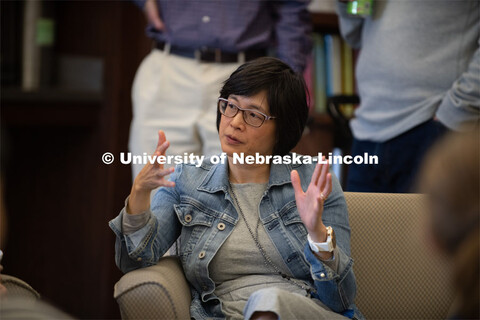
[[346, 119, 448, 193]]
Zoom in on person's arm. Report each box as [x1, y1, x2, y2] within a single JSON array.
[[122, 197, 150, 235], [109, 183, 182, 273], [336, 1, 364, 49], [435, 39, 480, 130], [132, 0, 165, 31], [109, 130, 180, 273], [271, 0, 312, 73], [308, 178, 356, 314], [292, 163, 357, 313]]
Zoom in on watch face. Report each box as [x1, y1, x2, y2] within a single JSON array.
[[331, 228, 336, 249]]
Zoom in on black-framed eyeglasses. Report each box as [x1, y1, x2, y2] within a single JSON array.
[[218, 98, 276, 128]]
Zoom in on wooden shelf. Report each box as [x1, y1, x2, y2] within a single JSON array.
[[1, 87, 103, 103], [309, 112, 334, 127], [1, 87, 102, 126], [311, 12, 340, 33]]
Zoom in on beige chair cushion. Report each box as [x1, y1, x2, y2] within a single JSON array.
[[345, 192, 454, 319], [114, 256, 191, 319]]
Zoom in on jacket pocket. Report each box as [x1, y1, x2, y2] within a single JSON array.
[[174, 198, 216, 257]]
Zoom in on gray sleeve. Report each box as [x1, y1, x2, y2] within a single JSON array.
[[436, 39, 480, 130], [109, 165, 183, 273], [120, 196, 151, 235], [320, 247, 340, 273], [123, 208, 151, 235], [336, 1, 364, 49]]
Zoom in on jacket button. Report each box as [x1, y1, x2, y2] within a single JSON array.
[[217, 223, 225, 230], [199, 251, 206, 259], [185, 214, 192, 223], [136, 257, 142, 262], [320, 272, 325, 278]]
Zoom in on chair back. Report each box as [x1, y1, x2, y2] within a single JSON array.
[[345, 192, 454, 319]]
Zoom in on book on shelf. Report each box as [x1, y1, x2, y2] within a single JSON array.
[[309, 33, 356, 114], [324, 34, 342, 97], [341, 41, 354, 95], [341, 41, 356, 118], [313, 33, 327, 113], [22, 0, 55, 91], [303, 52, 315, 110]]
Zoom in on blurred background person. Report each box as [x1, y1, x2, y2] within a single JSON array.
[[418, 127, 479, 320], [337, 0, 479, 192], [129, 0, 312, 179]]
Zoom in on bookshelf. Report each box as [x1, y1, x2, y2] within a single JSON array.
[[1, 1, 150, 318], [293, 12, 345, 156], [1, 88, 102, 126], [0, 5, 344, 319]]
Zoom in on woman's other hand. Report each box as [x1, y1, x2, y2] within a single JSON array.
[[128, 130, 175, 214], [291, 159, 332, 243]]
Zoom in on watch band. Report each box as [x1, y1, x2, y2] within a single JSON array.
[[308, 227, 335, 252]]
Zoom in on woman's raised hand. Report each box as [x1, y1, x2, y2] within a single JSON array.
[[128, 130, 175, 214], [291, 159, 332, 243]]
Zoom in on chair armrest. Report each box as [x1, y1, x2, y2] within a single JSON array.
[[114, 256, 191, 319], [0, 274, 74, 319], [1, 274, 40, 300]]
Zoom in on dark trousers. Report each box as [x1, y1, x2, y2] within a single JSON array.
[[346, 119, 448, 193]]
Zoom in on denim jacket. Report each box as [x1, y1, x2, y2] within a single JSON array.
[[109, 158, 361, 319]]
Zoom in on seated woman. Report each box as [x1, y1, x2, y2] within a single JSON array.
[[110, 57, 361, 319]]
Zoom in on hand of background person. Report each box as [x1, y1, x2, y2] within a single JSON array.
[[144, 0, 165, 31], [291, 160, 333, 258], [127, 130, 175, 214]]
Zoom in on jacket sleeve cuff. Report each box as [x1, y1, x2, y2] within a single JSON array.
[[109, 206, 156, 259], [304, 243, 354, 282]]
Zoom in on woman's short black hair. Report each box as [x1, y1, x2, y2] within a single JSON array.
[[217, 57, 309, 156]]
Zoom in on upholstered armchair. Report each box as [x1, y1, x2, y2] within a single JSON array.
[[1, 274, 40, 301], [114, 192, 454, 319]]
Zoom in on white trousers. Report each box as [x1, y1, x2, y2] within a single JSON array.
[[129, 49, 240, 179]]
